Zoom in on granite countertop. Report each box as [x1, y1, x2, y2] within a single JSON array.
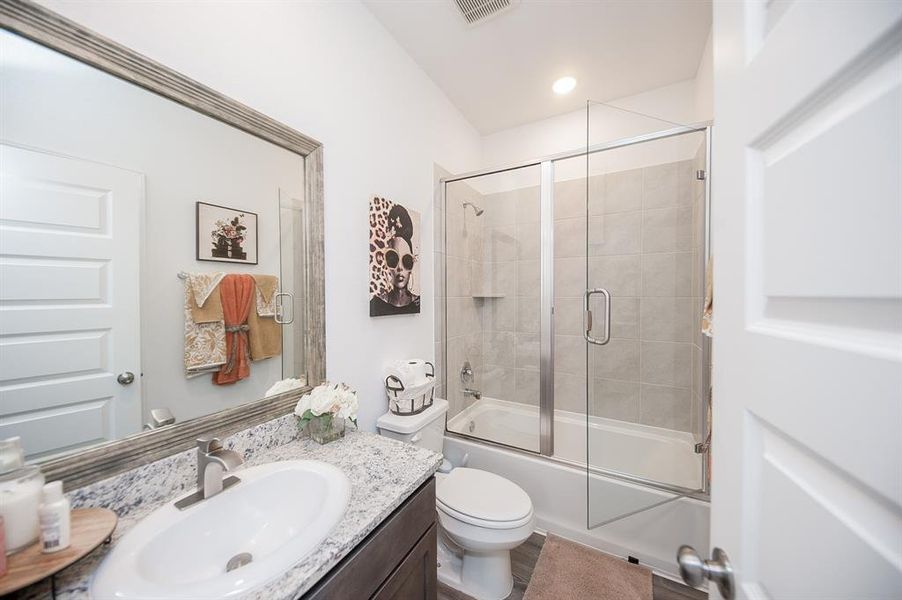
[[16, 418, 443, 600]]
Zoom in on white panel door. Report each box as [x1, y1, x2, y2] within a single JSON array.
[[0, 144, 143, 459], [708, 1, 902, 598]]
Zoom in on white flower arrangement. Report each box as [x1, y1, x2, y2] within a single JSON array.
[[294, 382, 358, 429]]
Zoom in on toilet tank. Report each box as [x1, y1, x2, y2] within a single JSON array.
[[376, 397, 448, 455]]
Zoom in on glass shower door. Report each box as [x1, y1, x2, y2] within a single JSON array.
[[442, 164, 549, 453], [584, 117, 710, 527]]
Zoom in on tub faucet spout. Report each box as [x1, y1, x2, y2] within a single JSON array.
[[463, 388, 482, 400]]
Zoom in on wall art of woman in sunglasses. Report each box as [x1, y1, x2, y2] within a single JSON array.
[[369, 198, 421, 316]]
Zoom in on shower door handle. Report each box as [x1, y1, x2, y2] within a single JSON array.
[[584, 288, 611, 346], [275, 292, 294, 325]]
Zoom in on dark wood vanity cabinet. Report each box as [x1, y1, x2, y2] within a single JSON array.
[[303, 477, 437, 600], [372, 524, 437, 600]]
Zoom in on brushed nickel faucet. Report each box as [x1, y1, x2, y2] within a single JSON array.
[[174, 435, 244, 510]]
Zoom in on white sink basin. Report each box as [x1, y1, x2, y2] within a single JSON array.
[[91, 460, 350, 599]]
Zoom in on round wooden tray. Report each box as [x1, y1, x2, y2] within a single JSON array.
[[0, 507, 118, 595]]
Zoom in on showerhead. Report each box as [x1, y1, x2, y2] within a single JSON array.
[[463, 201, 484, 216]]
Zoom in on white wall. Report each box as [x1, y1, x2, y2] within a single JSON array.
[[1, 30, 301, 428], [694, 29, 714, 123], [481, 79, 699, 168], [37, 0, 483, 432], [479, 36, 715, 182], [472, 78, 707, 195]]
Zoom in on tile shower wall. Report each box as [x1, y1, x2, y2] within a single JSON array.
[[552, 174, 591, 415], [480, 186, 542, 408], [439, 167, 544, 424], [437, 171, 487, 419], [588, 157, 704, 433], [438, 149, 707, 435]]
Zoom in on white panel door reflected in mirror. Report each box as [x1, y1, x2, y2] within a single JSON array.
[[0, 29, 306, 461]]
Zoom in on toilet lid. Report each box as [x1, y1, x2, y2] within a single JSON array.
[[436, 468, 532, 524]]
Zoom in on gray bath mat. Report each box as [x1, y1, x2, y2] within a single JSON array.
[[523, 534, 653, 600]]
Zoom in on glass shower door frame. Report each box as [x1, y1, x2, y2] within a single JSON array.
[[440, 123, 712, 500], [440, 161, 556, 457], [538, 160, 555, 456], [582, 124, 713, 500]]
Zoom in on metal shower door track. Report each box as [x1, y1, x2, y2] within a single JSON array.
[[440, 122, 710, 185]]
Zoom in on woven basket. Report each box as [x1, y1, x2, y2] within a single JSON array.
[[385, 362, 435, 416]]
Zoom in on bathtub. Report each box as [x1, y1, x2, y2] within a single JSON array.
[[444, 397, 710, 580]]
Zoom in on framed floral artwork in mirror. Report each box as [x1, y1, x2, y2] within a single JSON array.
[[196, 201, 259, 264]]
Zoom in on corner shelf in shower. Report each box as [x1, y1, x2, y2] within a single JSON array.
[[471, 293, 506, 299]]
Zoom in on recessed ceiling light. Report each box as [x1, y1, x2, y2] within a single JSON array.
[[552, 76, 577, 95]]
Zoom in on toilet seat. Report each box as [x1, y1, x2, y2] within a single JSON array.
[[436, 468, 533, 530]]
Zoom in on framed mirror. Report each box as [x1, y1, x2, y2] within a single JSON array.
[[0, 1, 325, 488]]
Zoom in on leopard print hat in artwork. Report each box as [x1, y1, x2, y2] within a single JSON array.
[[369, 196, 419, 299]]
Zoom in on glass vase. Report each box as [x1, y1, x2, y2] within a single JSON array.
[[306, 414, 345, 444]]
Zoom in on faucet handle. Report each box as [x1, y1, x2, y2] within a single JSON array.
[[196, 435, 222, 453]]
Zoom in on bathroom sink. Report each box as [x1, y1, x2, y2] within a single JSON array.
[[91, 460, 350, 599]]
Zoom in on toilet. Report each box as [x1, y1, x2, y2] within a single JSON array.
[[377, 398, 535, 600]]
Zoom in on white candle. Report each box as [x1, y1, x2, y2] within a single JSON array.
[[0, 467, 44, 553]]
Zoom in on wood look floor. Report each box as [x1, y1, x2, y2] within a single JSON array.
[[437, 533, 707, 600]]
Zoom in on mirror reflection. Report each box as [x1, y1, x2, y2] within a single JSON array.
[[0, 30, 308, 461]]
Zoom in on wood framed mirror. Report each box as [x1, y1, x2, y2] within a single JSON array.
[[0, 0, 325, 489]]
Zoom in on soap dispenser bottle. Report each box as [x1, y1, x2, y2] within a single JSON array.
[[38, 481, 70, 553]]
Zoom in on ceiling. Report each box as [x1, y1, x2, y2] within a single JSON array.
[[363, 0, 712, 134]]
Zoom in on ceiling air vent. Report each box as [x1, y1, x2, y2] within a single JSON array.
[[452, 0, 518, 26]]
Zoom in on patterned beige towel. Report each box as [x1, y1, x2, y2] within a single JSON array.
[[252, 274, 279, 317], [183, 272, 227, 377]]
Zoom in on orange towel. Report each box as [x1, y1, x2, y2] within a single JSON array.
[[213, 274, 255, 385]]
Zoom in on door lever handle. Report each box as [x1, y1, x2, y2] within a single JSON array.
[[677, 546, 734, 599]]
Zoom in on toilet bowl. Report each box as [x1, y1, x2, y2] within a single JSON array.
[[377, 399, 535, 600], [435, 468, 535, 599]]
